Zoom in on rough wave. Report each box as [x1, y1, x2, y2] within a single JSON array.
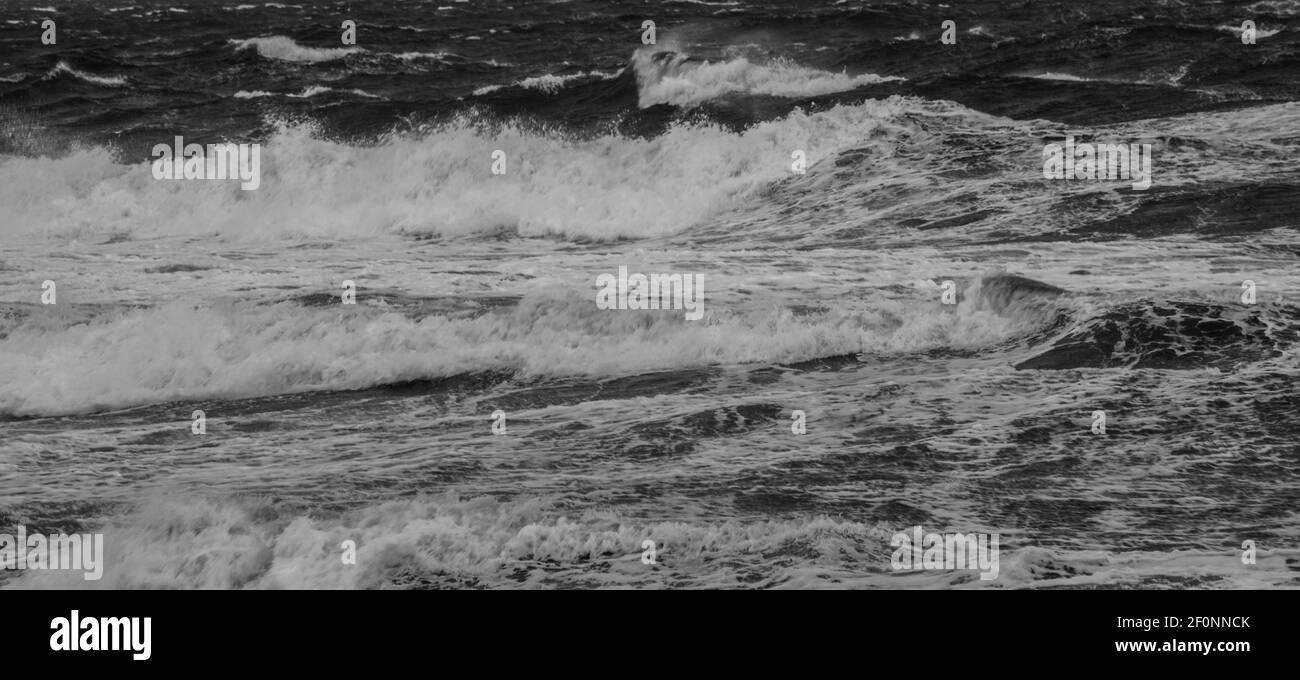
[[11, 493, 1293, 589], [1016, 300, 1299, 370], [632, 49, 903, 108], [0, 99, 940, 242], [473, 70, 619, 96], [0, 275, 1058, 417], [230, 36, 363, 63], [0, 494, 898, 589], [44, 61, 128, 87]]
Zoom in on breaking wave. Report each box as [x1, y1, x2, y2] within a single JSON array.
[[44, 60, 128, 87], [0, 273, 1063, 417], [632, 49, 903, 108], [0, 98, 951, 242], [230, 36, 363, 63]]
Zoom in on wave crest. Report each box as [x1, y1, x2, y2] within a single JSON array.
[[632, 49, 903, 108], [44, 61, 127, 87], [0, 276, 1060, 417], [0, 101, 929, 242], [230, 36, 363, 63]]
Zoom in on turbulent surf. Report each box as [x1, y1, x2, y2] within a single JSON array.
[[1, 0, 1298, 590]]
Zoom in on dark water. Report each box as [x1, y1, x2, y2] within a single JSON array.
[[1, 0, 1298, 588], [5, 0, 1300, 150]]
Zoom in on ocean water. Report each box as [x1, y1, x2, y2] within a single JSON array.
[[1, 0, 1298, 589]]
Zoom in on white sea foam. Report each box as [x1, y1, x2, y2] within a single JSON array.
[[633, 49, 903, 108], [1021, 71, 1095, 82], [473, 70, 618, 96], [288, 85, 380, 98], [44, 61, 127, 87], [0, 100, 934, 243], [0, 271, 1057, 417], [1218, 23, 1282, 39], [230, 36, 362, 63], [390, 51, 454, 62], [11, 493, 1293, 589]]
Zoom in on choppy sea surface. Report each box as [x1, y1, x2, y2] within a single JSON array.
[[1, 0, 1298, 588]]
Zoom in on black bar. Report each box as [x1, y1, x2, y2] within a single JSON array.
[[6, 590, 1289, 671]]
